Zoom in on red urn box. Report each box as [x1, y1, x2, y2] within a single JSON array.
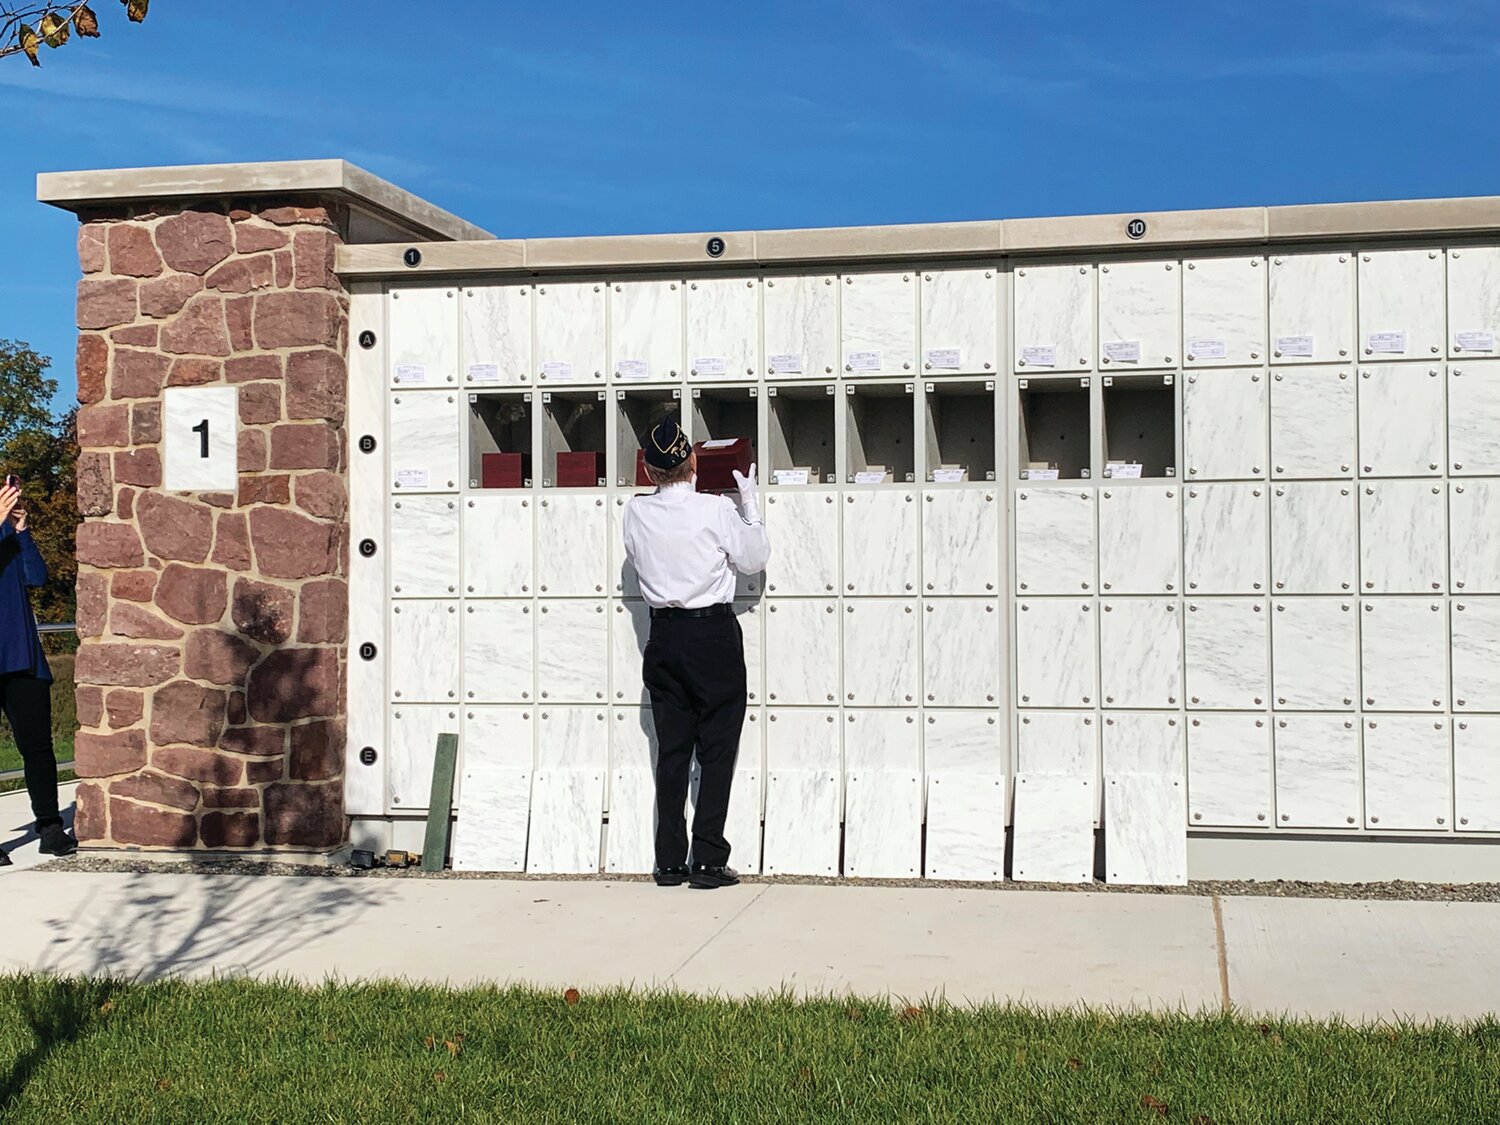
[[693, 438, 752, 494], [481, 452, 531, 489], [634, 449, 655, 487], [556, 450, 606, 487]]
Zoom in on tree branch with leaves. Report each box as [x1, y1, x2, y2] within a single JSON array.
[[1, 1, 148, 66]]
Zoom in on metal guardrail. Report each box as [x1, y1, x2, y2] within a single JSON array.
[[37, 623, 76, 635]]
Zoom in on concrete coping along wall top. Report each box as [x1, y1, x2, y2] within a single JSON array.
[[37, 158, 494, 245]]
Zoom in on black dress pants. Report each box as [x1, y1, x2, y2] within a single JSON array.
[[642, 613, 746, 869], [0, 672, 61, 828]]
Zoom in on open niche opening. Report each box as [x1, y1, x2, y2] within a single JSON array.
[[768, 383, 835, 484], [1101, 374, 1176, 479], [468, 391, 534, 488], [924, 378, 996, 482], [845, 382, 915, 484], [542, 389, 607, 487], [1018, 378, 1091, 480]]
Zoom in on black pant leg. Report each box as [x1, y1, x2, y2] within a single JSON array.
[[0, 673, 60, 827], [684, 616, 746, 868], [643, 621, 698, 869]]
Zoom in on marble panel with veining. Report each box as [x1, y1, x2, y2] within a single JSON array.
[[1012, 774, 1095, 883], [922, 488, 1001, 595], [1183, 598, 1268, 709], [535, 494, 609, 596], [1273, 714, 1361, 829], [1268, 251, 1355, 365], [1098, 485, 1180, 595], [1362, 716, 1451, 831], [1452, 598, 1500, 713], [533, 280, 606, 382], [1015, 598, 1095, 709], [387, 703, 461, 812], [1184, 483, 1268, 595], [843, 489, 920, 595], [843, 770, 923, 878], [1357, 363, 1445, 477], [463, 600, 534, 704], [925, 598, 1003, 707], [1454, 716, 1500, 832], [1098, 259, 1180, 369], [1270, 482, 1357, 594], [1102, 712, 1185, 776], [1359, 597, 1448, 712], [920, 267, 998, 375], [390, 600, 461, 703], [1270, 367, 1356, 478], [1104, 775, 1187, 886], [1186, 713, 1272, 827], [390, 389, 462, 491], [463, 494, 534, 597], [1181, 255, 1266, 368], [685, 276, 759, 380], [610, 279, 683, 381], [764, 599, 839, 705], [1448, 362, 1500, 475], [1270, 598, 1358, 710], [390, 495, 460, 597], [1357, 248, 1446, 360], [459, 284, 531, 385], [1099, 598, 1182, 709], [1450, 480, 1500, 593], [922, 710, 1006, 774], [389, 286, 459, 387], [762, 273, 839, 378], [1013, 262, 1095, 373], [1183, 368, 1267, 481], [527, 767, 605, 873], [841, 271, 917, 375], [1014, 487, 1096, 594], [842, 600, 919, 707], [924, 770, 1007, 881], [1359, 480, 1447, 594], [763, 490, 839, 595], [761, 769, 841, 875], [536, 601, 608, 705]]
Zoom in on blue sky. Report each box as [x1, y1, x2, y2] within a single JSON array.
[[3, 0, 1498, 407]]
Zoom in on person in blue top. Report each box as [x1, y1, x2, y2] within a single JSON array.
[[0, 479, 75, 860]]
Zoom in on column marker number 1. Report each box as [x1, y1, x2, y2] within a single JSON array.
[[192, 418, 209, 457]]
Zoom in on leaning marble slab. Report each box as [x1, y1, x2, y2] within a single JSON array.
[[1104, 774, 1187, 886], [761, 769, 840, 876], [526, 767, 605, 874], [843, 770, 922, 878], [604, 767, 656, 874], [924, 770, 1006, 881], [451, 762, 531, 872], [1012, 774, 1094, 884]]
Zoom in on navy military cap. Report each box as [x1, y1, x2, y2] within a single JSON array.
[[642, 417, 691, 469]]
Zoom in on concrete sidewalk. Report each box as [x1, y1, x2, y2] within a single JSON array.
[[3, 865, 1499, 1023]]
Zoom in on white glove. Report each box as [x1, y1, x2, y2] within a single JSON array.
[[732, 462, 760, 521]]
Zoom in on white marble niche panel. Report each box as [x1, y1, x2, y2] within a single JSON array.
[[605, 765, 656, 874], [762, 709, 840, 875], [1270, 599, 1357, 711], [533, 281, 606, 383], [843, 711, 922, 878], [1451, 480, 1500, 594], [1187, 713, 1272, 827], [1270, 368, 1356, 478], [842, 271, 917, 375], [609, 600, 651, 706], [1100, 599, 1182, 709], [764, 491, 838, 595], [1363, 716, 1451, 832], [1015, 598, 1095, 709], [924, 709, 1006, 773], [610, 280, 683, 383], [529, 706, 608, 873], [453, 707, 534, 872], [685, 276, 759, 381], [762, 274, 838, 378], [1182, 256, 1266, 368], [842, 600, 919, 707], [925, 771, 1006, 881], [460, 284, 531, 385], [1103, 712, 1185, 776], [1098, 485, 1180, 595], [536, 600, 609, 704], [1105, 775, 1187, 887], [1183, 483, 1268, 595], [1098, 259, 1180, 369], [390, 390, 461, 492], [1012, 774, 1094, 883], [387, 704, 461, 813], [925, 598, 1002, 707], [843, 490, 919, 595], [1183, 368, 1267, 481], [1017, 710, 1098, 776], [920, 267, 998, 374], [1014, 488, 1096, 595], [463, 600, 534, 704], [1273, 714, 1361, 829], [922, 489, 1000, 595], [1448, 363, 1500, 476], [536, 494, 608, 597], [1358, 248, 1446, 361], [1268, 251, 1355, 365], [1360, 597, 1448, 712], [463, 495, 533, 597], [1014, 263, 1095, 373], [1357, 364, 1445, 477], [1448, 248, 1500, 360], [764, 599, 839, 706], [1183, 598, 1268, 710], [390, 496, 459, 597], [1359, 480, 1447, 594], [609, 495, 641, 598], [389, 286, 458, 388], [738, 600, 764, 705], [1452, 598, 1500, 713], [1270, 482, 1357, 594], [1455, 717, 1500, 832]]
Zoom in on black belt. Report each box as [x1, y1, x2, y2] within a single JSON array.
[[650, 603, 733, 619]]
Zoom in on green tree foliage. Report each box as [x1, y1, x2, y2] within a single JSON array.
[[0, 340, 78, 627], [2, 2, 147, 66]]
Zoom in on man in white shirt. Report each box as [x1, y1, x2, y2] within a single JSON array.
[[623, 418, 770, 889]]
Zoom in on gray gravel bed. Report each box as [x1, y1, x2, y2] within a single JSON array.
[[35, 854, 1500, 902]]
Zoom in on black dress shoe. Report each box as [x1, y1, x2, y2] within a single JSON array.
[[653, 864, 690, 887], [37, 824, 77, 857], [0, 849, 11, 867], [689, 864, 740, 890]]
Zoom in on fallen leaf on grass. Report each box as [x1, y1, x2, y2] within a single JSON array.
[[899, 1006, 924, 1023], [444, 1036, 464, 1058], [323, 1031, 336, 1044], [565, 988, 581, 1005], [423, 1035, 436, 1051], [846, 1006, 864, 1022], [1258, 1023, 1273, 1036], [1066, 1057, 1082, 1070], [99, 1000, 114, 1015], [434, 1070, 447, 1084], [156, 1079, 172, 1092], [1141, 1093, 1168, 1116]]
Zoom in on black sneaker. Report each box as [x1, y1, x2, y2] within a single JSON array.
[[38, 824, 77, 857], [689, 864, 740, 890], [0, 849, 11, 867], [653, 864, 690, 887]]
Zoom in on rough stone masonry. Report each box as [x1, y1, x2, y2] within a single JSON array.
[[69, 199, 351, 850]]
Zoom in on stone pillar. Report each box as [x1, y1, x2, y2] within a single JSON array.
[[69, 200, 350, 850]]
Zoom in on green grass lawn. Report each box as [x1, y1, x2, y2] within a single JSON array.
[[0, 654, 75, 774], [0, 978, 1495, 1123]]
